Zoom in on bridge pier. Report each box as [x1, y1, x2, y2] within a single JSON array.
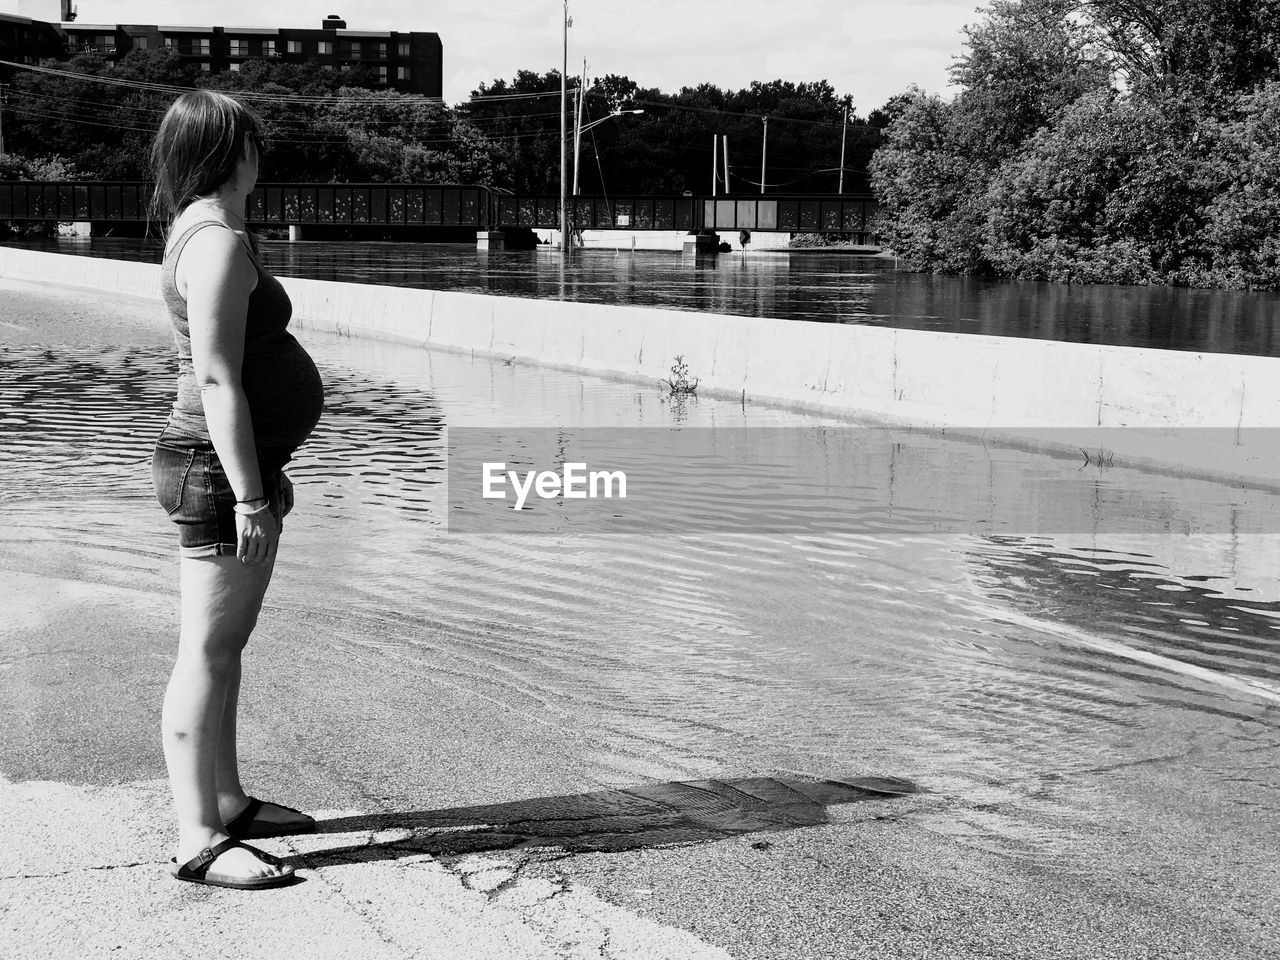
[[476, 230, 504, 251], [682, 233, 720, 255], [288, 225, 304, 242]]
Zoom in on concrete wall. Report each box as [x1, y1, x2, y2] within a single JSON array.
[[4, 244, 1278, 486]]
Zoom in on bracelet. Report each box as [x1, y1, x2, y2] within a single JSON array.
[[236, 495, 268, 505], [233, 500, 271, 517]]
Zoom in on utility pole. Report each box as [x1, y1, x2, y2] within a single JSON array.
[[559, 0, 569, 253], [0, 85, 6, 159], [759, 116, 768, 195], [838, 101, 848, 194], [572, 58, 586, 196], [722, 135, 729, 194], [712, 134, 718, 196]]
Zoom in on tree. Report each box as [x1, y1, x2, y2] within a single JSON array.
[[869, 91, 995, 273], [872, 0, 1110, 273], [1085, 0, 1280, 97], [983, 88, 1218, 283], [1198, 81, 1280, 288]]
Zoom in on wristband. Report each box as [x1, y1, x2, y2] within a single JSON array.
[[236, 496, 268, 506]]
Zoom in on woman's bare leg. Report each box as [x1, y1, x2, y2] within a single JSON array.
[[163, 552, 289, 879], [215, 657, 247, 812]]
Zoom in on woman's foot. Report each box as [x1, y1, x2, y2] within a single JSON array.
[[222, 795, 317, 839], [172, 831, 294, 888]]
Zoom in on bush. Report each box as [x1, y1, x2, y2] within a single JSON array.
[[1197, 82, 1280, 290], [983, 89, 1219, 285]]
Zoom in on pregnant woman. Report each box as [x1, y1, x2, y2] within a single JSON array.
[[149, 90, 324, 889]]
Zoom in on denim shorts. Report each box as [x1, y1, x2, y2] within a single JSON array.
[[151, 426, 291, 558]]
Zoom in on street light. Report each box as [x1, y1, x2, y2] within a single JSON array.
[[572, 109, 644, 196], [580, 108, 644, 136]]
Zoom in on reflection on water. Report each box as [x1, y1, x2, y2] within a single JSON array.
[[13, 236, 1280, 356], [2, 316, 1278, 892]]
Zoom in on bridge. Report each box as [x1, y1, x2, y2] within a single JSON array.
[[0, 181, 879, 242]]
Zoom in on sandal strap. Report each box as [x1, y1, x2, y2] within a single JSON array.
[[174, 837, 285, 878], [238, 841, 284, 868], [224, 796, 265, 836], [175, 836, 249, 879]]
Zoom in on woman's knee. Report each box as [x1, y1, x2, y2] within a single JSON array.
[[176, 630, 244, 674]]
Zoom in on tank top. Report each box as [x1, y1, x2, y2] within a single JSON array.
[[160, 219, 324, 452]]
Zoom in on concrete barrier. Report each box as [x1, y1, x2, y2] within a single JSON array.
[[4, 244, 1278, 485]]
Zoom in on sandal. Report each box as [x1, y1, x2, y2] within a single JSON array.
[[170, 837, 296, 890], [225, 796, 317, 840]]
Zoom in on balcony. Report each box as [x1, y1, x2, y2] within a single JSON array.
[[65, 42, 116, 55]]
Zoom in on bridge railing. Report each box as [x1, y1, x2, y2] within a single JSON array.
[[0, 181, 877, 236], [497, 195, 702, 232], [249, 184, 489, 228], [0, 181, 150, 222], [702, 196, 877, 235], [0, 181, 492, 229], [495, 194, 877, 235]]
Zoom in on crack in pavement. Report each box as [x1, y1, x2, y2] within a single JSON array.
[[0, 859, 156, 881]]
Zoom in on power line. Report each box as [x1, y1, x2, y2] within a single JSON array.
[[1, 58, 588, 108], [629, 95, 883, 132], [0, 98, 569, 148]]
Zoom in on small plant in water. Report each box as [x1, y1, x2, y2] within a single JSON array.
[[663, 355, 700, 396], [1080, 447, 1115, 468]]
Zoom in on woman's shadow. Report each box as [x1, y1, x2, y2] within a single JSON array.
[[298, 774, 918, 868]]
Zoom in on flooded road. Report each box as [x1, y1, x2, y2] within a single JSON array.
[[1, 278, 1278, 959]]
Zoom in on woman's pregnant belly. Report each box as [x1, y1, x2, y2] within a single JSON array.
[[242, 332, 324, 451]]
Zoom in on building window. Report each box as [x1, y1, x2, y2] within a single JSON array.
[[262, 39, 276, 56], [228, 62, 241, 72], [376, 65, 387, 83], [228, 39, 248, 56], [397, 41, 409, 56], [167, 37, 210, 55], [397, 66, 410, 80], [339, 40, 360, 59], [199, 62, 211, 71], [375, 41, 386, 58], [317, 40, 333, 55], [286, 39, 302, 54], [133, 36, 149, 50]]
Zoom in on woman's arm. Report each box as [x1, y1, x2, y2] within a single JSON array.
[[179, 225, 275, 563]]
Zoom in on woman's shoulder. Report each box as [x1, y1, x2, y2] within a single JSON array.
[[165, 209, 255, 260], [169, 213, 259, 297]]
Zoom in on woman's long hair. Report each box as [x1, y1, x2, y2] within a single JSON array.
[[149, 90, 264, 226]]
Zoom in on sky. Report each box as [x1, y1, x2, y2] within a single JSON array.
[[26, 0, 981, 114]]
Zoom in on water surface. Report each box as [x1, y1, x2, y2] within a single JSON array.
[[2, 284, 1278, 952], [11, 237, 1280, 357]]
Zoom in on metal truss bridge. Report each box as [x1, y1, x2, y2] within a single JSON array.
[[0, 182, 878, 240]]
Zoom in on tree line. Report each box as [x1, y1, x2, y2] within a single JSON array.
[[871, 0, 1280, 290], [0, 49, 880, 197]]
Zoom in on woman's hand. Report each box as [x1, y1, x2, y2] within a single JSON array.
[[279, 473, 295, 517], [235, 505, 278, 565]]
